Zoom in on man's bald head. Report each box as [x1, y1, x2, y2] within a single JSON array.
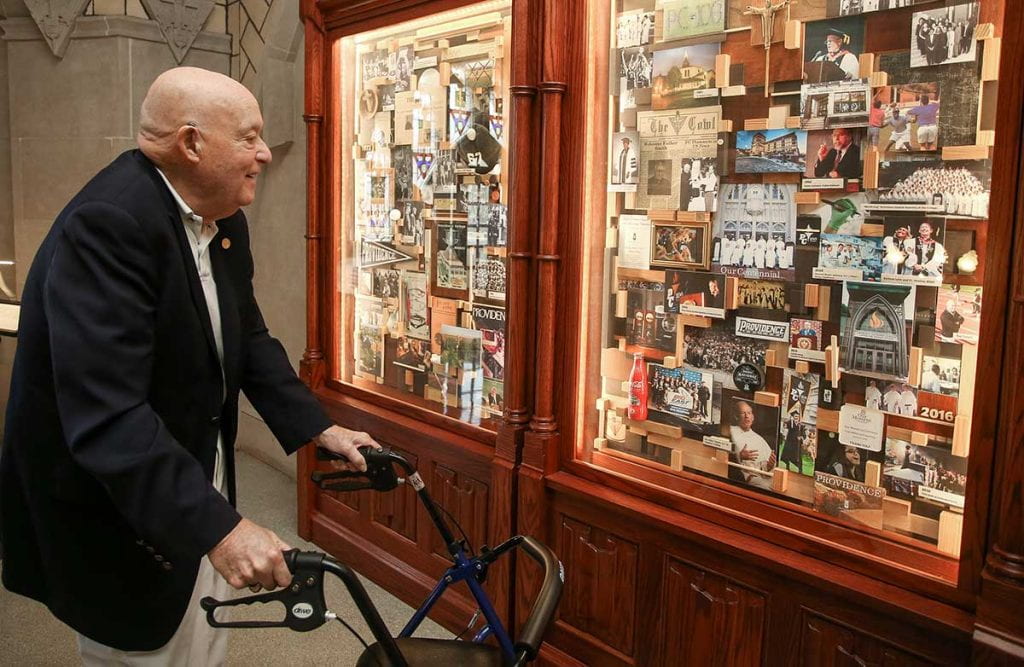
[[136, 66, 271, 220], [138, 67, 257, 164]]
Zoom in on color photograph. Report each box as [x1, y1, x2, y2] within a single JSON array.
[[651, 43, 719, 110], [651, 222, 710, 270], [735, 130, 807, 173]]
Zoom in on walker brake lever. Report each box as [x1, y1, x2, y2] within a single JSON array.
[[200, 550, 328, 631], [313, 445, 401, 492]]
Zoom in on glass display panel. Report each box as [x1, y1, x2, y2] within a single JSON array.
[[337, 1, 512, 429], [580, 0, 998, 582]]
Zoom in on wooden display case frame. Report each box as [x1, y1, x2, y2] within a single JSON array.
[[508, 0, 1024, 664], [298, 0, 532, 633], [302, 0, 1024, 662]]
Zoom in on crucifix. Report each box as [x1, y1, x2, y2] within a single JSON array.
[[744, 0, 794, 97]]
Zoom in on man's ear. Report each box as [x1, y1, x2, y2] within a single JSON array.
[[177, 125, 202, 164]]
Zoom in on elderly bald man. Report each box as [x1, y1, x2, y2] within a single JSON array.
[[1, 67, 374, 663]]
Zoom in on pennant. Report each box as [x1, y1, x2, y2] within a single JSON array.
[[414, 152, 434, 181], [449, 110, 471, 138], [359, 241, 415, 270]]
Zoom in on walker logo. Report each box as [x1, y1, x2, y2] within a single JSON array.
[[735, 317, 789, 342], [291, 603, 314, 619], [359, 241, 414, 270]]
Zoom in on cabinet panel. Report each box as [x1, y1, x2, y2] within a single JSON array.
[[658, 555, 766, 667], [370, 447, 419, 541], [430, 463, 490, 557], [800, 609, 937, 667], [558, 515, 639, 657]]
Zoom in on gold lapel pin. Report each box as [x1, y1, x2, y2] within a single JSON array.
[[221, 238, 231, 250]]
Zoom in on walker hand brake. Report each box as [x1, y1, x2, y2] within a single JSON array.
[[200, 550, 329, 632], [312, 445, 401, 492]]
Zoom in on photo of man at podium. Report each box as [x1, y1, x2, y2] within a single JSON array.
[[805, 26, 862, 82]]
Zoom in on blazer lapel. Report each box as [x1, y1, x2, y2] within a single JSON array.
[[168, 213, 220, 365], [209, 232, 241, 396]]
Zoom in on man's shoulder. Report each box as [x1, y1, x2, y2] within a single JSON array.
[[60, 150, 174, 231]]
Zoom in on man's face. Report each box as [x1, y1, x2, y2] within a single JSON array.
[[197, 96, 272, 217], [708, 280, 719, 296], [844, 447, 861, 466], [622, 138, 631, 150], [826, 35, 842, 55], [738, 402, 755, 431], [832, 129, 851, 150], [654, 163, 666, 180], [918, 222, 933, 239]]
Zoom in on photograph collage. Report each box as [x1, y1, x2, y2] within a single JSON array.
[[349, 12, 511, 422], [600, 0, 987, 550]]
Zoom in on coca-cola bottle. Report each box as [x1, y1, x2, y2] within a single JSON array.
[[627, 352, 649, 421]]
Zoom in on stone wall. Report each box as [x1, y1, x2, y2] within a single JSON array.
[[0, 0, 309, 479]]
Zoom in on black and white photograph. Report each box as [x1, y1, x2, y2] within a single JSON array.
[[735, 130, 807, 173], [827, 0, 925, 18], [665, 271, 726, 318], [471, 248, 507, 304], [637, 106, 721, 210], [722, 395, 780, 491], [804, 129, 864, 185], [619, 46, 653, 91], [394, 45, 413, 92], [868, 157, 991, 218], [801, 80, 871, 130], [429, 148, 457, 193], [392, 145, 414, 201], [372, 268, 400, 300], [713, 183, 797, 280], [651, 43, 719, 110], [883, 438, 967, 508], [616, 9, 655, 48], [610, 131, 640, 190], [648, 364, 715, 427], [803, 18, 865, 82], [880, 218, 947, 286], [921, 353, 962, 396], [651, 222, 710, 270], [361, 49, 390, 83], [872, 83, 941, 153], [737, 279, 787, 310], [911, 2, 979, 68], [815, 234, 883, 282], [646, 159, 673, 196], [679, 157, 719, 212], [399, 200, 424, 246], [432, 223, 469, 297]]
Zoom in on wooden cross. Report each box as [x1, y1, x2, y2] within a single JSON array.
[[744, 0, 794, 97]]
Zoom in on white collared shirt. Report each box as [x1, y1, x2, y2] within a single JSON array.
[[155, 168, 226, 496]]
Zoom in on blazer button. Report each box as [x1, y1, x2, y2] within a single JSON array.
[[210, 415, 221, 425], [146, 546, 156, 554], [162, 562, 173, 571], [154, 554, 164, 563]]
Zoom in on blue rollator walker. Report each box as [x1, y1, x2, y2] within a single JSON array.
[[201, 445, 563, 666]]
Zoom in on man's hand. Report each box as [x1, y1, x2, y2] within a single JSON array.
[[818, 143, 829, 161], [738, 445, 757, 462], [316, 425, 375, 472], [208, 518, 292, 591]]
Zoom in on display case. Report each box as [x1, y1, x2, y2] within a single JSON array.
[[303, 0, 1024, 662], [298, 0, 532, 632], [511, 0, 1024, 664]]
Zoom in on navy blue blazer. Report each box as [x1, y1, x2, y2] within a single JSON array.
[[0, 150, 331, 650]]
